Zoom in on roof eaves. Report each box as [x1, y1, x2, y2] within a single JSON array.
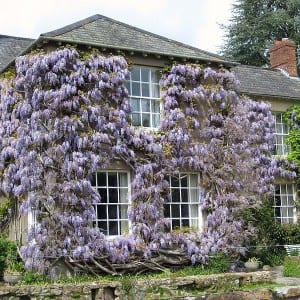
[[40, 36, 236, 66], [238, 90, 300, 102]]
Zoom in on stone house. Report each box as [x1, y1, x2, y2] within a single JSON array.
[[0, 14, 299, 241]]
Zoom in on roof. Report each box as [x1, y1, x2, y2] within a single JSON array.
[[0, 35, 34, 72], [232, 64, 300, 100], [40, 14, 228, 64]]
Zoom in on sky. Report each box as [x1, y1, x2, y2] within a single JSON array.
[[0, 0, 234, 54]]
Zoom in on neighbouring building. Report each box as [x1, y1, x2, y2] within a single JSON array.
[[0, 15, 299, 242]]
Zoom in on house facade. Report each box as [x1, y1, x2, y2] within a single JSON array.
[[0, 15, 299, 244]]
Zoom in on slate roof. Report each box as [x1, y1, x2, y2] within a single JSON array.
[[40, 14, 228, 64], [0, 35, 33, 72], [232, 64, 300, 100], [0, 15, 299, 102]]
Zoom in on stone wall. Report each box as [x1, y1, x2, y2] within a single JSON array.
[[0, 270, 296, 300]]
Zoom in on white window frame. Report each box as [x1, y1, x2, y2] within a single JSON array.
[[164, 173, 203, 231], [273, 183, 297, 224], [274, 112, 289, 156], [92, 171, 130, 236], [126, 66, 161, 128]]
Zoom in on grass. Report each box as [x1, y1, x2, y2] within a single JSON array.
[[283, 256, 300, 277]]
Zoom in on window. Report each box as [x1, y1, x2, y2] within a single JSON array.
[[274, 113, 289, 156], [91, 171, 130, 236], [273, 184, 296, 224], [125, 66, 160, 128], [164, 173, 201, 230]]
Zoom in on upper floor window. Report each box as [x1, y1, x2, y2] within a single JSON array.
[[164, 173, 201, 230], [274, 113, 289, 156], [125, 67, 161, 128], [91, 171, 130, 236], [273, 183, 296, 224]]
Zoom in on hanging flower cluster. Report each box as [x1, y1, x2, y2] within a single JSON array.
[[0, 48, 294, 274]]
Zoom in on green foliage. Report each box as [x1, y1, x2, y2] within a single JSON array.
[[281, 223, 300, 244], [247, 257, 260, 263], [221, 0, 300, 69], [244, 200, 287, 265], [283, 256, 300, 277], [0, 237, 10, 277], [205, 252, 231, 273], [284, 106, 300, 178], [0, 198, 11, 217], [5, 240, 24, 273], [20, 272, 49, 285]]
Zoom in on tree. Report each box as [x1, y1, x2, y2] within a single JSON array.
[[0, 48, 293, 275], [221, 0, 300, 67]]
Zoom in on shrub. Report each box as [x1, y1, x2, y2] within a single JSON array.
[[0, 237, 11, 277], [281, 224, 300, 245], [244, 200, 287, 266], [206, 252, 231, 273]]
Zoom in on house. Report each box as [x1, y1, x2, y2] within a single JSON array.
[[0, 14, 299, 244], [232, 38, 300, 224]]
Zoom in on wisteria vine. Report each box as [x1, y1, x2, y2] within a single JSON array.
[[0, 48, 294, 274]]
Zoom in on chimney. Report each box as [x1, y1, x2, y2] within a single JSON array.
[[270, 38, 298, 77]]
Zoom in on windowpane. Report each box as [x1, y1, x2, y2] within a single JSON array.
[[97, 173, 106, 186], [131, 69, 140, 81], [151, 69, 160, 83], [119, 173, 128, 187], [98, 189, 107, 203], [171, 175, 179, 187], [142, 83, 150, 97], [92, 171, 129, 236], [141, 68, 149, 82], [151, 84, 160, 98], [152, 114, 160, 128], [128, 67, 160, 128], [190, 174, 198, 187], [124, 81, 130, 93], [141, 99, 150, 112], [97, 205, 107, 219], [181, 189, 188, 202], [109, 221, 118, 235], [181, 204, 188, 217], [142, 114, 150, 127], [108, 173, 117, 186], [273, 113, 289, 155], [172, 204, 180, 218], [108, 205, 118, 219], [273, 184, 295, 224], [164, 173, 200, 231], [152, 100, 160, 113], [181, 175, 187, 187], [172, 219, 180, 229], [108, 188, 118, 203], [98, 221, 107, 235], [182, 219, 189, 227], [172, 189, 180, 202], [131, 113, 141, 126], [132, 82, 140, 96], [164, 204, 170, 218], [131, 98, 140, 112]]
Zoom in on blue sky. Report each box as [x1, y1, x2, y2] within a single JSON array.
[[0, 0, 234, 54]]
